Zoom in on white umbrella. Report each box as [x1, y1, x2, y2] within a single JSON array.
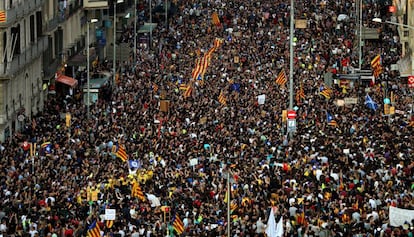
[[337, 14, 349, 22]]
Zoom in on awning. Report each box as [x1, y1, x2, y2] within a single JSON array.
[[56, 74, 78, 87]]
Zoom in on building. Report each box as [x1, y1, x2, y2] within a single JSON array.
[[393, 0, 414, 77], [0, 0, 48, 140], [0, 0, 86, 141]]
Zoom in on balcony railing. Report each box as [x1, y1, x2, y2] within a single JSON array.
[[0, 0, 45, 27], [45, 16, 59, 33], [4, 36, 48, 77]]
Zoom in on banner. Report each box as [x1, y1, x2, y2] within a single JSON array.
[[389, 206, 414, 227]]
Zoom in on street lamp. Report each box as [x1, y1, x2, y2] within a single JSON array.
[[287, 0, 295, 138], [114, 0, 124, 87], [134, 0, 137, 65], [87, 18, 99, 119], [372, 18, 414, 30]]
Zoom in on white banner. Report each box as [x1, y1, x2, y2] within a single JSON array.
[[389, 206, 414, 227]]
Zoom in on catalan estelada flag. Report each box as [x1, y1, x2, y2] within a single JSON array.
[[0, 11, 6, 23], [275, 70, 287, 86], [172, 213, 185, 235], [113, 144, 128, 162], [87, 220, 101, 237], [319, 87, 333, 99]]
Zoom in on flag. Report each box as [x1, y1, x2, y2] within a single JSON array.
[[296, 83, 305, 103], [319, 87, 333, 99], [275, 216, 284, 237], [131, 180, 146, 201], [224, 190, 229, 203], [191, 58, 203, 80], [41, 142, 52, 154], [275, 70, 287, 86], [230, 200, 238, 213], [365, 94, 378, 111], [114, 144, 128, 162], [371, 54, 381, 68], [152, 83, 159, 93], [326, 112, 338, 127], [218, 91, 227, 105], [371, 55, 382, 79], [230, 83, 241, 93], [183, 85, 193, 98], [296, 211, 305, 226], [172, 213, 185, 235], [211, 12, 221, 26], [0, 11, 5, 23], [265, 207, 277, 237], [179, 83, 187, 90], [105, 220, 114, 229], [128, 160, 141, 169], [87, 220, 101, 237]]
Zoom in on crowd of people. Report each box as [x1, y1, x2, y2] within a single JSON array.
[[1, 0, 414, 236]]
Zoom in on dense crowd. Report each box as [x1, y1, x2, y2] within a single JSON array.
[[1, 0, 414, 236]]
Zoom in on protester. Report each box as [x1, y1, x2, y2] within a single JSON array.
[[0, 0, 413, 236]]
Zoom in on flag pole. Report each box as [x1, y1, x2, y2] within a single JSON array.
[[227, 171, 230, 237]]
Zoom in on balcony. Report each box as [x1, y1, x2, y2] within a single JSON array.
[[0, 0, 44, 27], [4, 36, 48, 77], [58, 0, 83, 23], [45, 16, 59, 33]]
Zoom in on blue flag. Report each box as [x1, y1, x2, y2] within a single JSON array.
[[230, 83, 241, 93], [128, 160, 142, 169], [365, 94, 378, 111], [326, 112, 334, 123]]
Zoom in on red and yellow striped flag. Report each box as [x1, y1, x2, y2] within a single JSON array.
[[218, 91, 226, 105], [105, 220, 114, 229], [131, 180, 146, 201], [0, 11, 6, 23], [275, 70, 287, 86], [179, 83, 187, 90], [183, 85, 193, 98]]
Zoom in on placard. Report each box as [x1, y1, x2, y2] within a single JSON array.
[[295, 19, 307, 29], [160, 100, 170, 112], [344, 97, 358, 105], [105, 209, 116, 220]]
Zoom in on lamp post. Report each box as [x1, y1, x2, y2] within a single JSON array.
[[87, 18, 98, 119], [287, 0, 294, 138], [358, 0, 363, 69], [114, 0, 124, 87], [134, 0, 137, 65], [372, 18, 414, 30], [372, 18, 414, 118]]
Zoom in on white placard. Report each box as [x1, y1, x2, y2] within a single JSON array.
[[257, 94, 266, 105], [189, 158, 198, 167], [344, 97, 358, 105], [105, 209, 116, 221], [389, 206, 414, 227]]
